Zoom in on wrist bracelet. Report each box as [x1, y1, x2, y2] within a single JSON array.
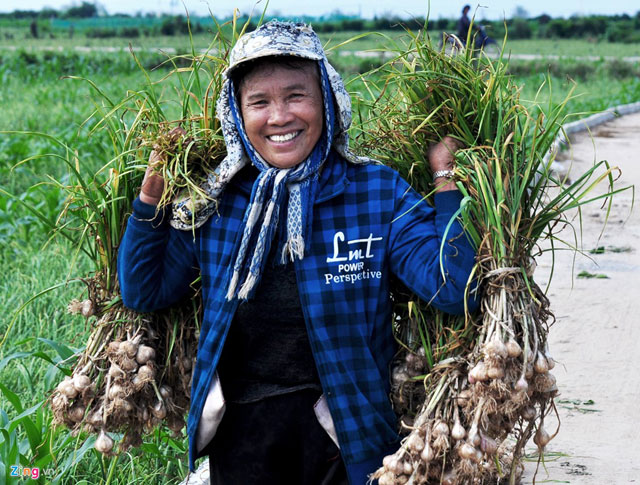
[[432, 169, 455, 180]]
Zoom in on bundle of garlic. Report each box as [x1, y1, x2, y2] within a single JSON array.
[[358, 28, 621, 484], [52, 288, 199, 454], [47, 119, 218, 453], [376, 266, 558, 484], [44, 44, 227, 452]]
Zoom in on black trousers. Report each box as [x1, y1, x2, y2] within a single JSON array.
[[206, 389, 349, 485]]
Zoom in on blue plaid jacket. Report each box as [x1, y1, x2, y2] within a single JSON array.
[[118, 154, 478, 483]]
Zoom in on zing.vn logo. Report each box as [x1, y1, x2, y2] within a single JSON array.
[[10, 465, 54, 480]]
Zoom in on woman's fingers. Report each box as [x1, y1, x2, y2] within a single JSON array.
[[140, 164, 164, 206], [428, 136, 464, 172], [167, 126, 187, 141], [140, 126, 186, 206]]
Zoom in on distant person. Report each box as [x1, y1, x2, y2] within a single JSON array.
[[457, 4, 472, 42], [30, 20, 39, 39]]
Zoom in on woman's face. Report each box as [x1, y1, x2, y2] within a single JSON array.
[[238, 63, 324, 169]]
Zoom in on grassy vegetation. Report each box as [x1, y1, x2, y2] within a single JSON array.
[[505, 38, 640, 58], [1, 27, 639, 483]]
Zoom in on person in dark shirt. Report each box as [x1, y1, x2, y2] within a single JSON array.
[[457, 4, 472, 42]]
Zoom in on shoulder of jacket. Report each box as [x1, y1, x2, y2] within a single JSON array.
[[345, 160, 400, 182]]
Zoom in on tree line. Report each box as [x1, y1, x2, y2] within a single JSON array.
[[1, 3, 640, 44]]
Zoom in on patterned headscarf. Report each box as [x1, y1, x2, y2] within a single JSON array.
[[170, 21, 374, 300]]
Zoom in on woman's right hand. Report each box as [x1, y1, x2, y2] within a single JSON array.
[[139, 150, 165, 206], [139, 126, 186, 206]]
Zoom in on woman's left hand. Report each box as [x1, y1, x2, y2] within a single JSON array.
[[428, 136, 463, 192]]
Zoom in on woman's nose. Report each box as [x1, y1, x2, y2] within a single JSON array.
[[268, 101, 294, 125]]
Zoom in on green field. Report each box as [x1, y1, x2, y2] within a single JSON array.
[[1, 28, 639, 484]]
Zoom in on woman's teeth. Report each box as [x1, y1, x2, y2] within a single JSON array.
[[268, 131, 300, 142]]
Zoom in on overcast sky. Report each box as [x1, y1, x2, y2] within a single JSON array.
[[2, 1, 639, 20]]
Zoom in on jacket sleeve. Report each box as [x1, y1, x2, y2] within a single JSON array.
[[117, 197, 199, 312], [388, 177, 479, 315]]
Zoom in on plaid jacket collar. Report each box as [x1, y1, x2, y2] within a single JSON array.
[[232, 150, 351, 204]]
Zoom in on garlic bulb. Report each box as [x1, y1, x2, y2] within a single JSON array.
[[451, 420, 466, 441], [108, 364, 125, 378], [480, 433, 498, 455], [107, 341, 121, 355], [521, 405, 536, 420], [420, 443, 435, 462], [406, 433, 425, 453], [87, 410, 103, 426], [120, 340, 138, 359], [469, 361, 488, 383], [108, 384, 125, 400], [484, 338, 507, 359], [506, 339, 522, 358], [546, 353, 556, 370], [151, 400, 167, 420], [487, 365, 505, 380], [391, 366, 410, 386], [95, 430, 114, 454], [378, 472, 395, 485], [137, 365, 155, 381], [534, 352, 549, 374], [120, 357, 138, 372], [72, 374, 91, 393], [168, 417, 185, 432], [458, 442, 477, 460], [515, 376, 528, 392], [81, 299, 95, 317], [51, 394, 66, 411], [58, 378, 78, 399], [468, 424, 481, 447], [433, 420, 450, 437], [136, 345, 156, 365], [456, 389, 472, 406], [534, 427, 551, 449], [68, 405, 85, 423]]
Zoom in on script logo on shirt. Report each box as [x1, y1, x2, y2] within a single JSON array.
[[324, 231, 383, 285]]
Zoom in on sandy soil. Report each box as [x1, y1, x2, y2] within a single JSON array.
[[520, 112, 640, 484]]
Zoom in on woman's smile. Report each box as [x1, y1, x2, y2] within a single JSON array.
[[267, 130, 301, 143]]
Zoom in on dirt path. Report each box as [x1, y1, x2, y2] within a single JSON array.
[[520, 112, 640, 483], [3, 44, 640, 64]]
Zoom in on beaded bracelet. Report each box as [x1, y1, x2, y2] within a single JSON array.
[[432, 169, 455, 180]]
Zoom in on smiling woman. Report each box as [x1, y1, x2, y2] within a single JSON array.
[[117, 20, 478, 485]]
